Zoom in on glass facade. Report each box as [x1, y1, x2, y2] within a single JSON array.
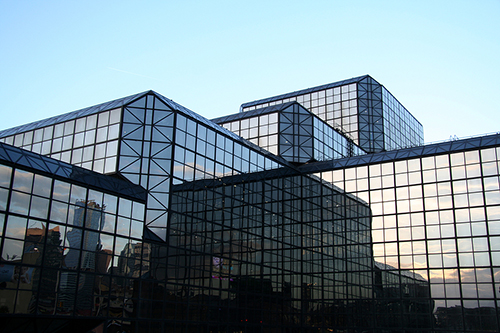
[[241, 75, 424, 153], [305, 135, 500, 332], [0, 143, 147, 332], [214, 102, 365, 164], [0, 76, 497, 332]]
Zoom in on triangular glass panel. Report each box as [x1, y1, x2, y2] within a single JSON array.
[[147, 193, 166, 209], [149, 159, 170, 176], [154, 97, 172, 111], [122, 124, 144, 140], [151, 142, 171, 156], [119, 157, 141, 173], [280, 111, 294, 124], [146, 209, 166, 224], [123, 107, 145, 124], [5, 149, 23, 163], [152, 126, 173, 143], [127, 96, 147, 109], [150, 191, 169, 206], [148, 226, 167, 241], [153, 111, 174, 127], [120, 172, 140, 185], [148, 175, 170, 191], [298, 113, 311, 124], [144, 227, 165, 242], [120, 140, 142, 157]]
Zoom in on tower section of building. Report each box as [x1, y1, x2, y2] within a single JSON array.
[[241, 75, 424, 153], [213, 101, 366, 164]]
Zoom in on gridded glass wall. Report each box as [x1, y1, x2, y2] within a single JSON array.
[[135, 172, 373, 332], [242, 76, 424, 154], [279, 104, 314, 163], [319, 146, 500, 332], [242, 83, 359, 143], [0, 162, 146, 330], [313, 116, 366, 161], [219, 103, 365, 164], [118, 93, 284, 241], [0, 108, 121, 174], [221, 112, 279, 155], [382, 87, 424, 151]]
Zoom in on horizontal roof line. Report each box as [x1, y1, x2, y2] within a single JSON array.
[[240, 75, 371, 109]]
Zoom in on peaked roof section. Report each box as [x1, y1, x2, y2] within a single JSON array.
[[0, 91, 150, 138], [212, 101, 297, 124], [240, 75, 372, 109], [0, 89, 292, 169], [0, 90, 210, 138]]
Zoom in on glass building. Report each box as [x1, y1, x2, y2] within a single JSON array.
[[0, 75, 498, 332]]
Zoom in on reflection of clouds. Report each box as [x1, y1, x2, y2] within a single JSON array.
[[460, 269, 477, 283], [443, 269, 459, 283], [51, 205, 68, 222], [9, 192, 30, 214], [12, 171, 33, 192], [477, 283, 494, 298], [100, 234, 114, 251], [494, 270, 500, 281], [6, 226, 26, 239], [52, 182, 70, 202], [412, 255, 427, 269], [475, 268, 492, 283], [0, 167, 12, 187]]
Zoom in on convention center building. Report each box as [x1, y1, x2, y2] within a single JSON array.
[[0, 75, 498, 332]]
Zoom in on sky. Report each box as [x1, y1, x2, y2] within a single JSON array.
[[1, 0, 499, 144]]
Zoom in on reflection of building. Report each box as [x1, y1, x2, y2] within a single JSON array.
[[65, 200, 104, 269], [27, 225, 62, 314], [0, 75, 499, 332], [374, 262, 433, 330], [59, 200, 105, 315], [117, 242, 150, 278]]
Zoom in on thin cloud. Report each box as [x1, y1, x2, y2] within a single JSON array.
[[107, 67, 163, 81]]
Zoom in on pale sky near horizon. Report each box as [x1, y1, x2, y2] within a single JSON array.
[[1, 0, 499, 144]]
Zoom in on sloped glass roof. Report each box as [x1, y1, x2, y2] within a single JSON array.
[[0, 91, 151, 138], [240, 74, 372, 109], [0, 142, 147, 201], [211, 101, 296, 124], [0, 89, 291, 170]]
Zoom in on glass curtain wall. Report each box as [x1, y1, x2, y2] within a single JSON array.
[[217, 103, 365, 164], [134, 171, 373, 332], [241, 76, 424, 154], [242, 83, 359, 144], [118, 93, 284, 241], [319, 146, 500, 332], [0, 109, 122, 174], [0, 161, 147, 331]]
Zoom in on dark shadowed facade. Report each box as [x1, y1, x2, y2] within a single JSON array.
[[0, 75, 498, 332]]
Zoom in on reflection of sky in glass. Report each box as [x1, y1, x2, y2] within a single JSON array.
[[319, 145, 500, 318]]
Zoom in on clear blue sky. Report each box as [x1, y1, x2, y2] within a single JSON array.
[[1, 0, 499, 143]]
